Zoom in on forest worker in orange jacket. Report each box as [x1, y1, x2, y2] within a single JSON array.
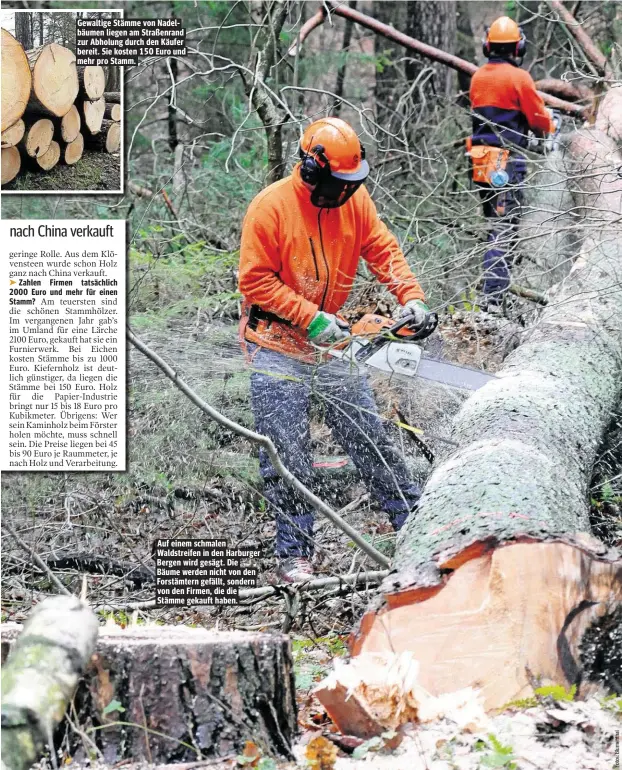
[[469, 16, 558, 304], [238, 117, 434, 583]]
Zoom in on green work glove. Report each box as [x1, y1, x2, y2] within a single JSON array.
[[400, 299, 430, 327], [307, 311, 350, 345]]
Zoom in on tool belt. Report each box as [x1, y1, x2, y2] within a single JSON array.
[[246, 304, 291, 332], [465, 138, 510, 185]]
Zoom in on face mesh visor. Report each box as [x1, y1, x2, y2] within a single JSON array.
[[310, 176, 364, 208]]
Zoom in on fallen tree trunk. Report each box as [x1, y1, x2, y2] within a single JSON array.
[[1, 146, 21, 184], [77, 64, 106, 100], [1, 119, 25, 148], [104, 102, 121, 121], [25, 44, 79, 117], [1, 596, 98, 770], [1, 29, 31, 131], [18, 118, 53, 158], [55, 104, 81, 143], [79, 96, 105, 135], [62, 132, 83, 165], [84, 119, 120, 152], [317, 104, 622, 728], [1, 624, 297, 763], [28, 139, 60, 171], [103, 91, 120, 103]]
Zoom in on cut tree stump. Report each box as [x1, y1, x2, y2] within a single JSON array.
[[30, 139, 60, 171], [1, 625, 297, 764], [18, 118, 53, 158], [85, 119, 120, 152], [1, 29, 31, 131], [79, 96, 105, 135], [62, 132, 83, 165], [1, 146, 21, 184], [1, 119, 25, 148], [1, 597, 99, 770], [104, 102, 121, 121], [25, 44, 79, 117], [55, 104, 81, 143], [317, 99, 622, 729], [103, 91, 120, 103], [77, 64, 106, 100]]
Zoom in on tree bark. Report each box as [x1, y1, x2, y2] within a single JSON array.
[[18, 118, 53, 158], [1, 597, 98, 770], [317, 96, 622, 725], [1, 29, 32, 131], [84, 119, 120, 152], [1, 119, 26, 149], [333, 0, 357, 116], [77, 64, 106, 100], [405, 0, 456, 101], [14, 12, 33, 49], [1, 625, 297, 764], [1, 146, 21, 185], [102, 91, 121, 103], [25, 44, 79, 117]]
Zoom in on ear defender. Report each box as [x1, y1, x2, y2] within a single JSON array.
[[515, 28, 527, 58], [482, 27, 491, 58], [299, 143, 328, 185]]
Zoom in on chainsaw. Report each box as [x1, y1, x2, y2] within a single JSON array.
[[329, 313, 497, 391]]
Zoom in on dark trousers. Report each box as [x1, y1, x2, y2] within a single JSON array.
[[477, 155, 526, 299], [248, 345, 421, 558]]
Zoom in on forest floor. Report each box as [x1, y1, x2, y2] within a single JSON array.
[[3, 150, 121, 192]]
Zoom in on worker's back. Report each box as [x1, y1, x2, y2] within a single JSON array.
[[470, 60, 532, 148]]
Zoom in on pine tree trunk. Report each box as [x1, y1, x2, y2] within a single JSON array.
[[1, 625, 297, 763], [102, 91, 121, 103], [25, 44, 79, 117], [405, 0, 457, 100], [1, 29, 32, 131]]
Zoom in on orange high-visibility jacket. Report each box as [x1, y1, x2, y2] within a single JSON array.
[[470, 60, 555, 148], [238, 164, 425, 361]]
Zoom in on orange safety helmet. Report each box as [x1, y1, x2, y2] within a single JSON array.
[[299, 117, 369, 208], [483, 16, 526, 58]]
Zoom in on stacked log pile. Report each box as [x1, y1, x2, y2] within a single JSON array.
[[1, 28, 121, 186]]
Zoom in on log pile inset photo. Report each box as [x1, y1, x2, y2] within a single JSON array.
[[1, 13, 122, 191]]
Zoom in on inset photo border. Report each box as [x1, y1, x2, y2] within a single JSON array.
[[1, 7, 124, 195]]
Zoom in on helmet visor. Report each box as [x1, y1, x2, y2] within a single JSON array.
[[310, 159, 369, 208]]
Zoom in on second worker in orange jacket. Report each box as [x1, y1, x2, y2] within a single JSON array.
[[238, 117, 431, 582]]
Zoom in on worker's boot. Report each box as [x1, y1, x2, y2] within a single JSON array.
[[276, 556, 314, 583]]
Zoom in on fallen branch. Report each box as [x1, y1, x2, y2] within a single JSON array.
[[1, 596, 99, 770], [127, 329, 390, 569], [547, 0, 612, 78], [508, 283, 548, 305], [290, 3, 590, 118]]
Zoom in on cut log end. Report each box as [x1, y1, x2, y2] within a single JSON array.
[[1, 146, 21, 184], [59, 105, 80, 143], [85, 119, 120, 153], [106, 121, 121, 152], [78, 65, 106, 100], [20, 118, 53, 157], [35, 139, 60, 170], [63, 132, 83, 165], [1, 119, 25, 148], [80, 97, 105, 134], [332, 538, 622, 724], [28, 43, 79, 117], [1, 29, 32, 131], [104, 103, 121, 122]]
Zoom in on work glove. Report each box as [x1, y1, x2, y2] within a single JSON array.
[[307, 311, 350, 345], [400, 299, 439, 339], [544, 109, 562, 153]]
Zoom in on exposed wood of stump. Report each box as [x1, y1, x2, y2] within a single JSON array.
[[1, 119, 25, 148], [1, 146, 21, 185], [0, 597, 98, 770], [104, 103, 121, 121], [103, 91, 120, 103], [62, 132, 83, 165], [25, 44, 79, 117], [85, 119, 120, 152], [55, 104, 81, 143], [19, 118, 53, 157], [1, 29, 31, 130], [77, 64, 106, 100], [79, 96, 105, 135], [31, 139, 60, 171], [1, 625, 297, 763], [316, 113, 622, 731]]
